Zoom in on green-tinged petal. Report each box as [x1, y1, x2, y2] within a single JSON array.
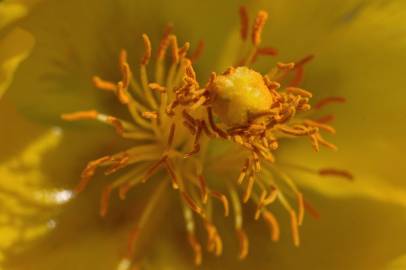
[[0, 0, 27, 29], [277, 0, 406, 207], [386, 254, 406, 270], [2, 0, 406, 269], [0, 121, 68, 264], [0, 0, 43, 29], [6, 0, 249, 123], [0, 28, 34, 99]]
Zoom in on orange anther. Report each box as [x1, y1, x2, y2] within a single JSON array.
[[148, 83, 166, 93], [318, 168, 354, 181], [239, 6, 249, 41], [252, 10, 268, 46], [262, 210, 280, 242], [92, 76, 117, 92], [314, 96, 346, 109], [141, 34, 152, 65], [290, 209, 300, 247], [236, 228, 249, 260], [61, 110, 98, 121], [142, 111, 158, 119]]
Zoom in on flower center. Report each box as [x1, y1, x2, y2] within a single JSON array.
[[61, 6, 353, 268]]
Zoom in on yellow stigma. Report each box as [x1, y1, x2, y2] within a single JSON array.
[[61, 6, 353, 269], [211, 67, 273, 126]]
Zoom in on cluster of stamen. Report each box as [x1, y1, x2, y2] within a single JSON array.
[[62, 6, 353, 268]]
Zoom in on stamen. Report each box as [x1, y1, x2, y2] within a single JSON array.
[[178, 42, 191, 60], [314, 96, 346, 109], [286, 87, 313, 98], [236, 229, 249, 260], [210, 191, 229, 217], [198, 175, 208, 203], [141, 111, 158, 119], [239, 6, 249, 41], [315, 133, 338, 150], [117, 81, 130, 104], [100, 184, 113, 217], [76, 156, 111, 193], [182, 191, 203, 216], [141, 34, 152, 65], [318, 168, 354, 181], [157, 24, 173, 61], [296, 192, 305, 226], [183, 205, 203, 266], [188, 233, 203, 265], [314, 114, 335, 124], [184, 122, 202, 158], [163, 159, 179, 189], [289, 209, 300, 247], [167, 123, 176, 148], [204, 221, 223, 256], [119, 49, 127, 65], [252, 10, 268, 46], [140, 155, 168, 184], [257, 46, 278, 56], [61, 110, 98, 121], [207, 107, 227, 138], [237, 158, 250, 184], [262, 210, 280, 242], [277, 62, 295, 70], [243, 173, 255, 203], [190, 40, 205, 62], [169, 35, 179, 64], [148, 83, 166, 93], [120, 62, 131, 89], [92, 76, 117, 92], [303, 199, 321, 219], [304, 119, 336, 134]]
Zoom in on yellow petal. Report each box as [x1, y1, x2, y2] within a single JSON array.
[[273, 1, 406, 207], [0, 1, 28, 29], [0, 28, 34, 99]]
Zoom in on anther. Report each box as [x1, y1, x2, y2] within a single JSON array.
[[188, 233, 203, 265], [252, 10, 268, 46], [314, 96, 346, 109], [289, 210, 300, 247], [286, 87, 313, 98], [169, 35, 179, 64], [157, 24, 173, 60], [239, 6, 249, 41], [141, 34, 152, 65], [61, 110, 98, 121], [100, 184, 113, 217], [318, 168, 354, 181], [236, 228, 249, 260], [198, 175, 208, 203], [119, 49, 128, 67], [277, 62, 295, 70], [76, 156, 111, 193], [148, 83, 166, 93], [296, 192, 305, 226], [178, 42, 191, 59], [117, 82, 130, 104], [243, 174, 255, 203], [167, 123, 176, 148], [142, 111, 158, 119], [262, 210, 280, 242], [182, 191, 203, 215], [164, 159, 179, 189], [210, 191, 229, 217], [190, 40, 205, 62], [92, 76, 117, 92]]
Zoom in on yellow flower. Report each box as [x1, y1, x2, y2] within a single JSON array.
[[1, 0, 406, 269]]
